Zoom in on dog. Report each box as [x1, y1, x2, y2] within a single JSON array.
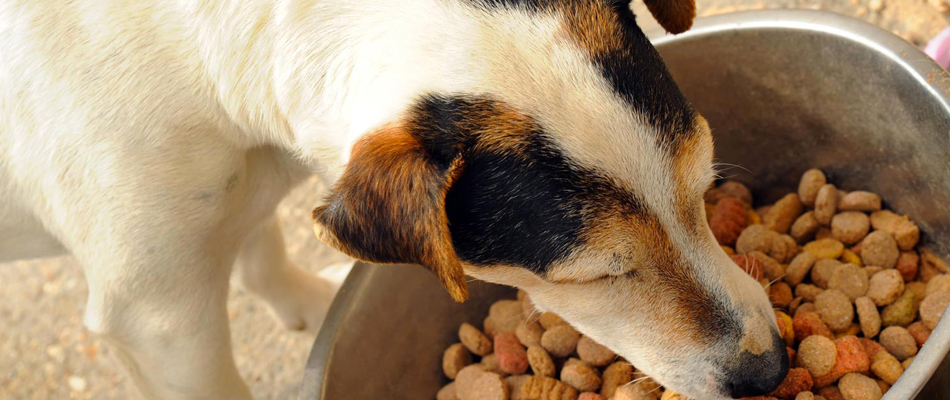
[[0, 0, 789, 398]]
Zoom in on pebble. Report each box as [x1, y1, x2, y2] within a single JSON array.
[[867, 270, 904, 306], [67, 376, 87, 392], [879, 326, 918, 361], [855, 297, 882, 338], [828, 264, 869, 300], [831, 212, 870, 245]]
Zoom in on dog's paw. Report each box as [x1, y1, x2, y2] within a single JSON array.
[[258, 264, 348, 333]]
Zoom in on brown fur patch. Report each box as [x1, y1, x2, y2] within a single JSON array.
[[670, 115, 714, 232], [643, 0, 696, 34], [312, 125, 469, 302], [559, 0, 623, 58]]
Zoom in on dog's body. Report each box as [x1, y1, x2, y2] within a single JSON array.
[[1, 1, 789, 399]]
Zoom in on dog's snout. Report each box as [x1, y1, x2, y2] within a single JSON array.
[[723, 333, 789, 398]]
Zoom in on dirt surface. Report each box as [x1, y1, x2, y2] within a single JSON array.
[[2, 1, 949, 399]]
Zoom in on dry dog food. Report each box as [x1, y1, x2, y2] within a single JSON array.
[[436, 170, 949, 400]]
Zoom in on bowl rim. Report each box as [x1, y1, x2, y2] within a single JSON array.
[[302, 10, 950, 400]]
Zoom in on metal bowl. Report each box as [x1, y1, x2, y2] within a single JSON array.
[[301, 10, 950, 400]]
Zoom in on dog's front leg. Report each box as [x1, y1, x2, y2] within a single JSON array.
[[82, 243, 252, 400], [235, 214, 342, 333]]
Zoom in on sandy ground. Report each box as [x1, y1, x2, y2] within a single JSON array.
[[2, 1, 949, 399]]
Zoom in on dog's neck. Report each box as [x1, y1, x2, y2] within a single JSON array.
[[181, 0, 483, 180]]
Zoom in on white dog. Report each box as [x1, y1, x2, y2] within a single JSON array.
[[0, 0, 789, 399]]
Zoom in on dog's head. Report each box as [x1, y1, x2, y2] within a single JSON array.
[[311, 0, 787, 398]]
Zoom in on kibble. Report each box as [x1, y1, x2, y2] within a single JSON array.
[[816, 290, 854, 332], [437, 169, 950, 400], [576, 336, 615, 367], [806, 239, 846, 260], [799, 169, 827, 207], [870, 211, 920, 251], [828, 264, 869, 300], [919, 290, 950, 329], [812, 259, 842, 289], [560, 359, 601, 392], [737, 224, 777, 254], [797, 335, 837, 376], [879, 327, 917, 361], [831, 212, 870, 245], [880, 291, 916, 327], [444, 343, 474, 380], [838, 191, 882, 212], [854, 297, 881, 338], [765, 193, 804, 234], [867, 270, 904, 307], [815, 184, 838, 226], [838, 373, 882, 400], [541, 325, 581, 358], [870, 351, 903, 385], [860, 232, 900, 269], [600, 362, 633, 398], [461, 323, 494, 356], [517, 320, 545, 348], [527, 346, 556, 377], [792, 211, 822, 243]]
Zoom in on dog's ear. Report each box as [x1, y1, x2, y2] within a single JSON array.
[[311, 125, 469, 302], [641, 0, 696, 34]]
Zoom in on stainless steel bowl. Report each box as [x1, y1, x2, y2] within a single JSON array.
[[301, 10, 950, 400]]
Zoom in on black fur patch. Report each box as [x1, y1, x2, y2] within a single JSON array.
[[599, 3, 695, 150], [407, 94, 648, 275]]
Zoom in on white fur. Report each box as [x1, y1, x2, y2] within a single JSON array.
[[0, 1, 776, 399]]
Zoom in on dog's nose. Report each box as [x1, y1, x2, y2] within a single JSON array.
[[722, 333, 789, 398]]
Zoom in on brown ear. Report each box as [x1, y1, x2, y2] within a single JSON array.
[[642, 0, 696, 34], [311, 125, 469, 302]]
